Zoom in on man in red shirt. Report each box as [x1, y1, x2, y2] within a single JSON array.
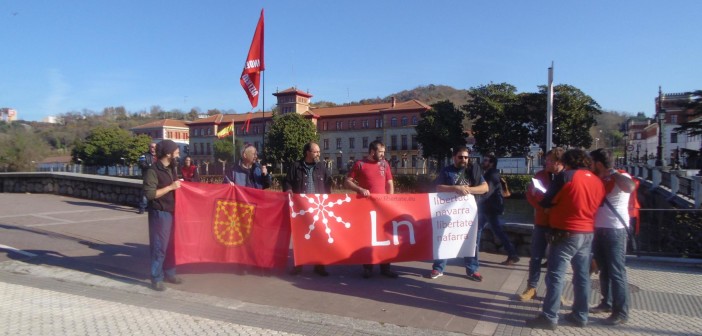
[[520, 147, 564, 301], [345, 140, 397, 279], [526, 149, 605, 330]]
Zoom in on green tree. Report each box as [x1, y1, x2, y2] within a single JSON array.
[[463, 83, 530, 156], [415, 100, 466, 164], [71, 126, 145, 168], [264, 113, 318, 167], [676, 90, 702, 136], [0, 124, 49, 171], [213, 137, 243, 164]]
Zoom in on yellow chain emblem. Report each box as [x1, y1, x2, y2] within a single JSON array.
[[213, 199, 255, 246]]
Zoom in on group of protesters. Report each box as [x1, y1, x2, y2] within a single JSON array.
[[141, 139, 634, 330], [524, 147, 634, 330]]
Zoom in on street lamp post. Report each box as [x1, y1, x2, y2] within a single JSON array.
[[595, 137, 600, 148], [636, 144, 640, 164], [655, 87, 666, 167]]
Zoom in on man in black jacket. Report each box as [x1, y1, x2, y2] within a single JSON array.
[[480, 154, 519, 266], [284, 142, 332, 276]]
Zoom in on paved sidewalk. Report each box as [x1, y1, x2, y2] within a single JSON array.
[[1, 193, 702, 335]]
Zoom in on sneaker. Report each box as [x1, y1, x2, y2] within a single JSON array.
[[564, 313, 587, 328], [589, 304, 612, 314], [519, 287, 536, 301], [604, 314, 628, 325], [380, 269, 399, 279], [501, 256, 520, 266], [151, 281, 165, 291], [362, 268, 372, 279], [428, 270, 443, 279], [164, 276, 183, 285], [525, 315, 557, 330], [313, 265, 329, 277], [466, 271, 483, 282], [289, 266, 303, 276]]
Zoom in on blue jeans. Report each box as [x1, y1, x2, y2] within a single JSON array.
[[148, 209, 176, 283], [542, 231, 593, 324], [481, 211, 517, 258], [527, 225, 549, 288], [593, 228, 629, 319], [140, 194, 148, 212], [432, 214, 486, 274]]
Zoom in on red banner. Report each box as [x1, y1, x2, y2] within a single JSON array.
[[290, 193, 478, 266], [240, 9, 265, 108], [174, 182, 290, 269]]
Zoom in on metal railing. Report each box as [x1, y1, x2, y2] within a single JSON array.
[[634, 209, 702, 258]]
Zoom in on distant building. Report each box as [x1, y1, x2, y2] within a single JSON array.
[[1, 108, 17, 122], [130, 119, 190, 154], [628, 90, 701, 168], [187, 87, 432, 175], [42, 116, 60, 124]]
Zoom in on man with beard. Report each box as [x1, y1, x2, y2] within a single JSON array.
[[427, 146, 488, 281], [143, 140, 182, 291], [588, 148, 635, 325], [284, 142, 332, 276], [520, 147, 565, 301], [345, 140, 398, 279]]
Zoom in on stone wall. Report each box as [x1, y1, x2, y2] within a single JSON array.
[[0, 172, 142, 208], [1, 172, 542, 256]]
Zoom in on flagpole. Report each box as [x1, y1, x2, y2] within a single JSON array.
[[546, 62, 554, 151], [261, 69, 265, 159]]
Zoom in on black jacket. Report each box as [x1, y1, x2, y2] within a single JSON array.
[[283, 160, 332, 194], [480, 167, 504, 214]]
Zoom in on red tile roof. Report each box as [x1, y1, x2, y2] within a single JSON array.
[[188, 112, 274, 125], [273, 87, 313, 98], [310, 100, 430, 117], [131, 119, 189, 129]]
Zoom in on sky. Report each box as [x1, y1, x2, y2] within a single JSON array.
[[2, 1, 701, 122]]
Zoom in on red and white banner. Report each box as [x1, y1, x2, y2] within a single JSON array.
[[240, 9, 265, 108], [290, 193, 479, 266], [174, 182, 290, 269]]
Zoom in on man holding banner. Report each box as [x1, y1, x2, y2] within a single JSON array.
[[345, 140, 398, 279], [428, 146, 488, 281]]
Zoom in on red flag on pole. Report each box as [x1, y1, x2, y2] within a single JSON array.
[[240, 9, 265, 108]]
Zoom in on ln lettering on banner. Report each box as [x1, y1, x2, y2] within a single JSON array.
[[289, 192, 477, 266], [174, 182, 290, 269]]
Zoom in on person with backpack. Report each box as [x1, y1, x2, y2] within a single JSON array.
[[480, 154, 520, 267], [588, 148, 636, 326], [345, 140, 398, 279]]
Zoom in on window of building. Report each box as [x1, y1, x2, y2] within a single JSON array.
[[391, 117, 398, 127], [362, 137, 368, 149], [323, 139, 329, 150], [376, 136, 382, 142], [336, 121, 343, 130], [636, 133, 641, 140], [323, 122, 328, 131], [349, 120, 356, 129], [412, 155, 417, 168], [401, 117, 408, 126], [362, 120, 369, 128], [401, 135, 408, 150], [349, 137, 355, 149], [375, 119, 382, 128], [411, 135, 418, 150], [670, 132, 678, 143], [412, 116, 419, 125], [391, 135, 397, 150], [336, 138, 342, 150], [206, 143, 211, 155], [390, 155, 398, 167], [671, 115, 678, 124]]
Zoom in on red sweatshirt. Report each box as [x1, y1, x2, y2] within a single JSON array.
[[545, 169, 605, 233]]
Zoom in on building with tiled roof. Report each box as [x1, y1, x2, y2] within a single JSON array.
[[187, 87, 432, 175], [130, 119, 190, 153]]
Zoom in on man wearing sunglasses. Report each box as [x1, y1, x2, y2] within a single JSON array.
[[427, 146, 488, 281]]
